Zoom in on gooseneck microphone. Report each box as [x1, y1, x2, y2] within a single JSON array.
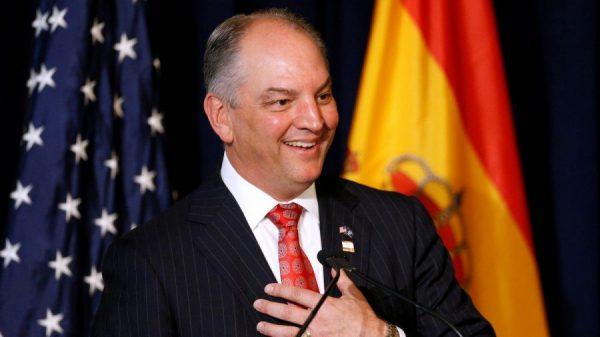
[[315, 250, 464, 337]]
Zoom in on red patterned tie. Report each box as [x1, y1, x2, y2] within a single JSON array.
[[266, 203, 319, 292]]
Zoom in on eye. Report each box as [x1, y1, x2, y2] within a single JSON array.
[[317, 92, 332, 104], [266, 98, 292, 111], [274, 99, 290, 107], [264, 98, 293, 111]]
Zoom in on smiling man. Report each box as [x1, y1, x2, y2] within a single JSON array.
[[203, 15, 338, 202], [92, 8, 494, 337]]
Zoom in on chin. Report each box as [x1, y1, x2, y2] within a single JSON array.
[[292, 167, 323, 185]]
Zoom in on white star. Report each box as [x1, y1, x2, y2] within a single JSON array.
[[134, 166, 156, 194], [90, 18, 104, 44], [114, 33, 137, 62], [32, 9, 49, 37], [48, 251, 72, 280], [48, 6, 68, 32], [94, 209, 118, 237], [27, 69, 38, 94], [37, 64, 56, 93], [38, 309, 63, 337], [84, 266, 104, 295], [147, 108, 164, 135], [10, 181, 33, 209], [80, 78, 96, 105], [153, 58, 161, 71], [22, 122, 44, 151], [104, 151, 119, 179], [1, 239, 21, 268], [70, 134, 89, 163], [58, 193, 81, 221], [113, 94, 124, 118]]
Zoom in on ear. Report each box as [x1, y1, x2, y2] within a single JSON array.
[[204, 93, 233, 144]]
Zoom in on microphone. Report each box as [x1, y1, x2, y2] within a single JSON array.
[[317, 250, 464, 337], [317, 250, 354, 271]]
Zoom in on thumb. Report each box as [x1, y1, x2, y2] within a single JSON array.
[[335, 269, 366, 300]]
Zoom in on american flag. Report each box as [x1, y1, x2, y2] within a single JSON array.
[[0, 0, 171, 336]]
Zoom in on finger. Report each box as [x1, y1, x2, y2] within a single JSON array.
[[336, 270, 367, 300], [256, 321, 300, 337], [336, 269, 353, 293], [253, 299, 308, 325], [264, 283, 321, 308]]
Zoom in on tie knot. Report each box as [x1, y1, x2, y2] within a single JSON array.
[[267, 203, 302, 229]]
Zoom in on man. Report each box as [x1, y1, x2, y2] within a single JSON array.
[[92, 9, 494, 337]]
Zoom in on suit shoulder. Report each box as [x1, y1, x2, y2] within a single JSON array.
[[319, 177, 424, 236], [114, 184, 207, 252], [322, 176, 414, 205]]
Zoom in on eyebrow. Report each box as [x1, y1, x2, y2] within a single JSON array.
[[260, 77, 332, 98], [262, 87, 298, 97], [316, 77, 332, 93]]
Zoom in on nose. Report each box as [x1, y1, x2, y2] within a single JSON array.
[[294, 98, 325, 132]]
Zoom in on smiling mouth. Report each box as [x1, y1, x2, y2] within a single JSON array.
[[283, 140, 317, 149]]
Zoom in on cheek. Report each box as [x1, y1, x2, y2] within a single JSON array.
[[324, 107, 339, 130], [262, 115, 292, 137]]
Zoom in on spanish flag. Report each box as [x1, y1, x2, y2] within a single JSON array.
[[344, 0, 549, 336]]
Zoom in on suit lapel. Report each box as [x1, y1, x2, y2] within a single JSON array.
[[185, 176, 285, 322], [317, 179, 373, 293]]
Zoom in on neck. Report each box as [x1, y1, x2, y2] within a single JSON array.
[[224, 152, 311, 202]]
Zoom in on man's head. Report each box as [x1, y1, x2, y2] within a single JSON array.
[[203, 9, 338, 201], [203, 9, 328, 106]]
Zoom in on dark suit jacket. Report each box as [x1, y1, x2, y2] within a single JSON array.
[[92, 176, 494, 337]]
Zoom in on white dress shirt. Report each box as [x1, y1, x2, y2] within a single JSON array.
[[220, 154, 406, 337], [220, 153, 325, 293]]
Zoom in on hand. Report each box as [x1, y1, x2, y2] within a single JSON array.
[[253, 270, 387, 337]]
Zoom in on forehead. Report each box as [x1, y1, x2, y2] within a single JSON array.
[[235, 19, 330, 90]]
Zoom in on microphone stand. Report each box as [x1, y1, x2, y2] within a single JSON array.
[[298, 251, 463, 337], [294, 269, 341, 337], [343, 266, 464, 337]]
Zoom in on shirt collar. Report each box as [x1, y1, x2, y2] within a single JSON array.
[[220, 153, 319, 230]]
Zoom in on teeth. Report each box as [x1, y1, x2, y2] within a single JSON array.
[[285, 141, 316, 148]]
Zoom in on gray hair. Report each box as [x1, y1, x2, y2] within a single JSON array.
[[203, 8, 328, 107]]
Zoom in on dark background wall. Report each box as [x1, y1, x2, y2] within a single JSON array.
[[1, 1, 597, 336]]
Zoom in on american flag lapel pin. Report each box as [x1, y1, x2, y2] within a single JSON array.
[[339, 226, 355, 253]]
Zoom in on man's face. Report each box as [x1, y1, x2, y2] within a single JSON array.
[[223, 20, 338, 200]]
